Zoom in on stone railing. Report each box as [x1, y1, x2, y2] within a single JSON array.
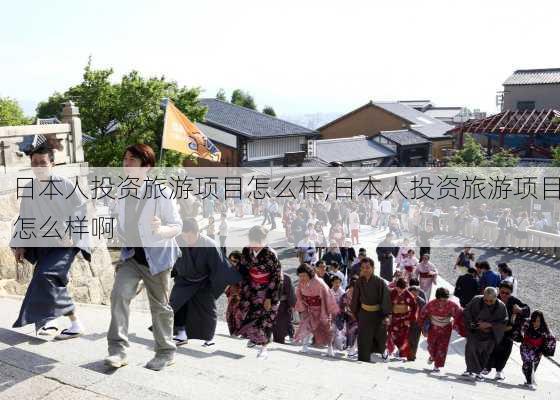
[[0, 101, 84, 171], [416, 211, 560, 258]]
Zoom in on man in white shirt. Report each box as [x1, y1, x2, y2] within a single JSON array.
[[379, 198, 392, 227], [297, 232, 317, 265]]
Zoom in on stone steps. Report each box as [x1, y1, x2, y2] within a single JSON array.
[[1, 296, 559, 400]]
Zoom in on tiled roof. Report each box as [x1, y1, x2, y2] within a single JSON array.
[[315, 136, 395, 163], [423, 107, 464, 119], [200, 98, 319, 138], [503, 68, 560, 85], [398, 100, 433, 110], [379, 130, 430, 145], [372, 102, 454, 139]]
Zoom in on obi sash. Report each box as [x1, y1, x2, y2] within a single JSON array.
[[392, 304, 410, 314], [249, 267, 271, 285], [303, 295, 321, 307], [430, 315, 452, 327], [523, 335, 544, 349], [361, 303, 381, 312], [404, 265, 414, 272], [419, 272, 434, 279]]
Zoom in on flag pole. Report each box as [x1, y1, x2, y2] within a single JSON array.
[[159, 97, 170, 167]]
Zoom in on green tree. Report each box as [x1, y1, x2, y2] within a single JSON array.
[[449, 134, 485, 166], [230, 89, 256, 110], [262, 106, 276, 117], [482, 148, 519, 167], [551, 146, 560, 167], [0, 97, 30, 126], [37, 61, 206, 167], [216, 88, 226, 101], [36, 92, 68, 120]]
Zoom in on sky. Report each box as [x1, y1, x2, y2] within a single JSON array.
[[1, 0, 558, 119]]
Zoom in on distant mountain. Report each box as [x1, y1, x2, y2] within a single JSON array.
[[280, 112, 343, 130]]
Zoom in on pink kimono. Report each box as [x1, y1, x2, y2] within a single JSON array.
[[295, 276, 339, 346], [396, 247, 413, 267], [415, 261, 438, 299], [400, 255, 418, 284]]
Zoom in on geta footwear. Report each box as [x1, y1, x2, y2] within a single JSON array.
[[37, 326, 59, 336], [54, 328, 83, 341], [173, 337, 188, 346]]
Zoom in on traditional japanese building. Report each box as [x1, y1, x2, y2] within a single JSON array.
[[193, 98, 319, 167], [318, 101, 454, 161]]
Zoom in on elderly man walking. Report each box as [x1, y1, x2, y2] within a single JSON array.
[[462, 287, 508, 381]]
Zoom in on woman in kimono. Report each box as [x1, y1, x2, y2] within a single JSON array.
[[294, 263, 339, 357], [330, 276, 347, 351], [225, 251, 243, 335], [400, 249, 419, 284], [236, 226, 283, 359], [282, 202, 296, 244], [418, 287, 463, 372], [343, 275, 360, 357], [520, 311, 554, 389], [386, 278, 417, 360], [414, 254, 438, 300], [329, 222, 345, 248], [407, 286, 426, 361], [395, 238, 413, 268], [272, 273, 296, 344]]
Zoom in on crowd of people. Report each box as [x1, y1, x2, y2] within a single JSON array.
[[8, 142, 557, 391]]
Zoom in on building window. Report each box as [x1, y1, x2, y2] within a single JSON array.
[[517, 101, 535, 111]]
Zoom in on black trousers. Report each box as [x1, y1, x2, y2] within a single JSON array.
[[486, 336, 514, 372]]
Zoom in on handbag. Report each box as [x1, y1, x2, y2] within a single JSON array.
[[543, 335, 557, 357]]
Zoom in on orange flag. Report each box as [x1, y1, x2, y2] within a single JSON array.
[[162, 101, 221, 162]]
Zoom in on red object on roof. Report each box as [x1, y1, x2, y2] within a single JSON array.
[[453, 109, 560, 135]]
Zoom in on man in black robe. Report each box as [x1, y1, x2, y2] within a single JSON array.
[[376, 233, 398, 282], [10, 142, 90, 340], [484, 281, 530, 380], [169, 218, 241, 345], [454, 267, 480, 307], [463, 287, 508, 381], [350, 257, 392, 362]]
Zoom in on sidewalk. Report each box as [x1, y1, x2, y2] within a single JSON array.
[[1, 296, 559, 400]]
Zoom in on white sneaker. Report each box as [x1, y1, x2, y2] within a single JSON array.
[[523, 383, 536, 390], [300, 344, 310, 354], [462, 371, 473, 378], [381, 350, 389, 362], [104, 354, 128, 369], [432, 367, 440, 373], [494, 371, 505, 381], [257, 347, 268, 360], [327, 345, 335, 358], [475, 374, 485, 382]]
